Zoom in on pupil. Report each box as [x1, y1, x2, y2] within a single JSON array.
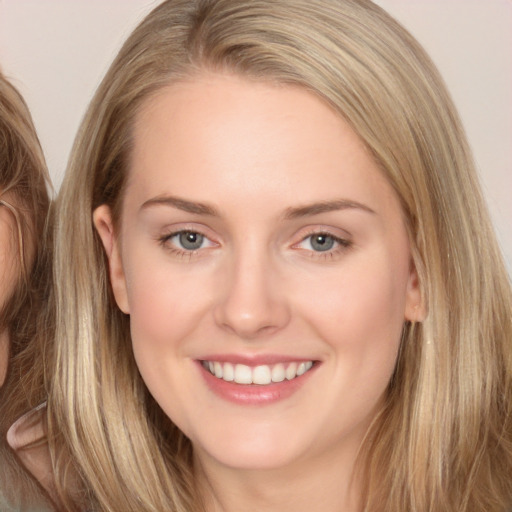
[[179, 232, 203, 250], [311, 234, 334, 252]]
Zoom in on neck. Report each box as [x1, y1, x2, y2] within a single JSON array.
[[195, 440, 363, 512], [0, 328, 9, 386]]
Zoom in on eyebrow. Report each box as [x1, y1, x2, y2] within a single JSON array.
[[284, 199, 375, 219], [141, 195, 219, 216], [140, 195, 375, 218]]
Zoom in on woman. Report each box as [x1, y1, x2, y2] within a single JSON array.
[[0, 72, 53, 509], [48, 0, 512, 510]]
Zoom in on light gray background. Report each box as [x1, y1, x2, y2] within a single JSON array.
[[0, 0, 510, 272]]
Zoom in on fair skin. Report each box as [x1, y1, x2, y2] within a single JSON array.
[[0, 193, 19, 386], [94, 73, 422, 512]]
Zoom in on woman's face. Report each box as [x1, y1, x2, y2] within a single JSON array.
[[95, 73, 422, 474]]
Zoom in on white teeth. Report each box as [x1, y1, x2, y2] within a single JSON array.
[[234, 364, 253, 384], [253, 365, 272, 385], [214, 361, 223, 379], [298, 362, 308, 376], [285, 362, 297, 380], [223, 362, 234, 382], [297, 361, 313, 376], [203, 360, 314, 385], [271, 363, 285, 383]]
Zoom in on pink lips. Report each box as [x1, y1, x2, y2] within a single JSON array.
[[196, 356, 317, 405]]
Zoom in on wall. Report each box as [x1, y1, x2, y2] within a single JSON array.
[[1, 0, 510, 271]]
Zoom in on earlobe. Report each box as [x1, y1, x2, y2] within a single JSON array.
[[92, 205, 130, 314], [404, 263, 426, 322]]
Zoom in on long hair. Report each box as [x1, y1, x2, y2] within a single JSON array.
[[0, 72, 51, 334], [50, 1, 512, 510], [0, 72, 53, 508]]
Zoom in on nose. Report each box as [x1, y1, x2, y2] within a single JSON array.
[[213, 248, 291, 340]]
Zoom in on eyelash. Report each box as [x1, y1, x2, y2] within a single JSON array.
[[157, 229, 352, 260], [157, 229, 215, 259], [294, 231, 352, 260]]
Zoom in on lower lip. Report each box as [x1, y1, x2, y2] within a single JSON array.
[[197, 361, 317, 405]]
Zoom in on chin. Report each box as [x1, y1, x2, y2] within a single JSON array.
[[190, 422, 311, 471]]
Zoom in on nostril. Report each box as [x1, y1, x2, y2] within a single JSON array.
[[217, 319, 279, 340], [212, 263, 291, 338]]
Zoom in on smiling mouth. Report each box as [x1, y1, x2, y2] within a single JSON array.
[[201, 360, 314, 385]]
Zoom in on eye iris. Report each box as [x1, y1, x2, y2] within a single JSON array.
[[311, 234, 335, 252], [179, 232, 204, 250]]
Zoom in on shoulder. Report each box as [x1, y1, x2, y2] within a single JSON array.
[[7, 402, 57, 504], [8, 403, 89, 511]]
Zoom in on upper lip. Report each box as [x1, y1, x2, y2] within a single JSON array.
[[197, 353, 317, 366]]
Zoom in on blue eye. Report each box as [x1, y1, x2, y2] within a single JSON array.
[[162, 230, 214, 252], [175, 231, 205, 250], [158, 229, 217, 258], [309, 234, 335, 252], [296, 232, 350, 253]]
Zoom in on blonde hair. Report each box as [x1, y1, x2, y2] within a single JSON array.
[[0, 72, 50, 330], [50, 1, 512, 510], [0, 72, 53, 508]]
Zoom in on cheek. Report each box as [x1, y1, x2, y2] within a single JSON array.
[[297, 251, 409, 378], [121, 253, 217, 435], [123, 253, 213, 364]]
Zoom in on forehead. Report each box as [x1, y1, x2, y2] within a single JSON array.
[[125, 73, 398, 218]]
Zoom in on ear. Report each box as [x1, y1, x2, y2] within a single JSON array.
[[93, 205, 130, 314], [404, 260, 426, 322]]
